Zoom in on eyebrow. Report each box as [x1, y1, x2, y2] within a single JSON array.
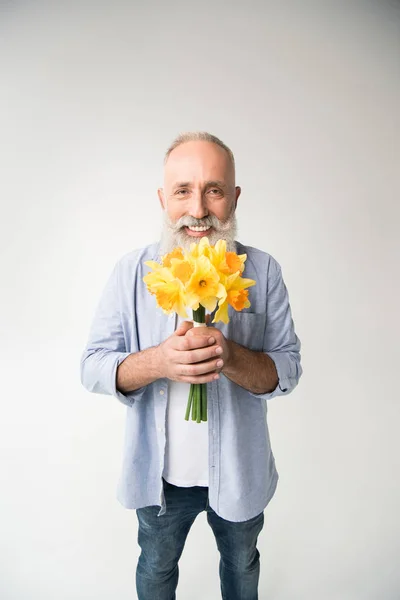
[[172, 180, 227, 191]]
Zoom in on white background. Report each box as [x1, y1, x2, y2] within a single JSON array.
[[1, 1, 399, 599]]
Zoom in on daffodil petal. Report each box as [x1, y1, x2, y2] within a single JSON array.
[[144, 260, 163, 270], [201, 296, 218, 312], [213, 300, 230, 324]]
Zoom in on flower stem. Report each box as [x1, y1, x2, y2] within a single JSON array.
[[185, 384, 194, 421], [201, 383, 207, 421], [192, 304, 206, 324], [196, 384, 201, 423], [191, 384, 197, 421]]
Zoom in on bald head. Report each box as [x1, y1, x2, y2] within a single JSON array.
[[163, 140, 236, 192], [164, 131, 235, 171]]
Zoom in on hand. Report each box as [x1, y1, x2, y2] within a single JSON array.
[[157, 318, 225, 384], [185, 314, 232, 376]]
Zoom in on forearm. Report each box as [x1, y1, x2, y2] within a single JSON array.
[[222, 340, 279, 394], [116, 346, 164, 393]]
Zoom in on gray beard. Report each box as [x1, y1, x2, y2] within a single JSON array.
[[158, 210, 238, 258]]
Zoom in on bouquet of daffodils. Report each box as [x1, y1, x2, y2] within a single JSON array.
[[143, 237, 256, 422]]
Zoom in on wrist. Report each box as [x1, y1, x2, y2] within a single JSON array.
[[153, 344, 166, 379], [222, 338, 235, 374]]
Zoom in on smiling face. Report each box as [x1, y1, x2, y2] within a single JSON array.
[[158, 140, 241, 255]]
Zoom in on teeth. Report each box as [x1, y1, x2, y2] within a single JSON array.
[[187, 226, 210, 232]]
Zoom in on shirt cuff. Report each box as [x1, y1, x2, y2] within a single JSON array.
[[81, 349, 147, 408], [247, 350, 295, 400], [112, 353, 147, 407]]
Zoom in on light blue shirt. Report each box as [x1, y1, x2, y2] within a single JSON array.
[[80, 240, 302, 522]]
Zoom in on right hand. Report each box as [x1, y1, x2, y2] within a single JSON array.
[[157, 320, 224, 384]]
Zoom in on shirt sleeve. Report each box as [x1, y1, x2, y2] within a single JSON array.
[[248, 258, 303, 400], [79, 260, 147, 407]]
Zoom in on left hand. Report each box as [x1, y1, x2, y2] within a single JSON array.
[[186, 314, 232, 374]]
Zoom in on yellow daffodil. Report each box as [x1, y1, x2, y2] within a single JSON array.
[[170, 258, 194, 284], [224, 251, 247, 274], [145, 238, 253, 323], [143, 265, 188, 317], [185, 236, 215, 263], [213, 239, 247, 275], [198, 237, 247, 277], [213, 271, 256, 324], [155, 282, 188, 318], [185, 255, 226, 312], [162, 247, 184, 267]]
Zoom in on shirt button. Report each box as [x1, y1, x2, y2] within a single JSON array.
[[159, 390, 165, 395], [157, 427, 164, 432]]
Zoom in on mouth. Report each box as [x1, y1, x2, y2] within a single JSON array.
[[184, 225, 213, 237]]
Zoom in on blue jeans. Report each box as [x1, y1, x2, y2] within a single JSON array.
[[136, 478, 264, 600]]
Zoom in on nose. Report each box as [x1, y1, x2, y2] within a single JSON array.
[[189, 190, 208, 220]]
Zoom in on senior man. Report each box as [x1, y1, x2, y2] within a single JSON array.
[[80, 131, 302, 600]]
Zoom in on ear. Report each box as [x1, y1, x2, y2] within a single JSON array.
[[234, 186, 241, 209], [158, 188, 166, 210]]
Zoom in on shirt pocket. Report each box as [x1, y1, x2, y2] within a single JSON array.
[[224, 311, 267, 352]]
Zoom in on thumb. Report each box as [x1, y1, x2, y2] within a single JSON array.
[[174, 319, 194, 336]]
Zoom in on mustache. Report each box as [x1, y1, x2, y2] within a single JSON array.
[[171, 215, 232, 231], [176, 218, 212, 229]]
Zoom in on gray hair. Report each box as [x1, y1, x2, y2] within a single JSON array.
[[164, 131, 235, 170]]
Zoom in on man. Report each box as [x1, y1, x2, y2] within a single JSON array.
[[80, 131, 302, 600]]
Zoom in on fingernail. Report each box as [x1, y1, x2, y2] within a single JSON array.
[[208, 337, 215, 344], [216, 360, 223, 367], [215, 346, 223, 354], [214, 374, 219, 380]]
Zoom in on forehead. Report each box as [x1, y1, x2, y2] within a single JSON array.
[[164, 141, 233, 184]]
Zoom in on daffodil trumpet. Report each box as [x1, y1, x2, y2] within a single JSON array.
[[143, 237, 256, 423]]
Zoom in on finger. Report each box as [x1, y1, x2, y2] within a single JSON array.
[[179, 357, 224, 377], [186, 325, 209, 337], [169, 331, 214, 354], [180, 333, 217, 351], [178, 372, 220, 384], [174, 320, 194, 336], [178, 344, 224, 364]]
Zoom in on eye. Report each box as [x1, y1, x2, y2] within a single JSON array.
[[208, 188, 223, 196], [175, 189, 188, 196]]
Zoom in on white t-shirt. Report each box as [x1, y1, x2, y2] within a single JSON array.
[[162, 313, 209, 487]]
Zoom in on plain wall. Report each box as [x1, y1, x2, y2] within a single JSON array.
[[1, 1, 399, 599]]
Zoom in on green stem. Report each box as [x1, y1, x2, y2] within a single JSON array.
[[191, 384, 197, 421], [192, 304, 206, 324], [196, 384, 201, 423], [201, 383, 207, 421], [185, 384, 194, 421]]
